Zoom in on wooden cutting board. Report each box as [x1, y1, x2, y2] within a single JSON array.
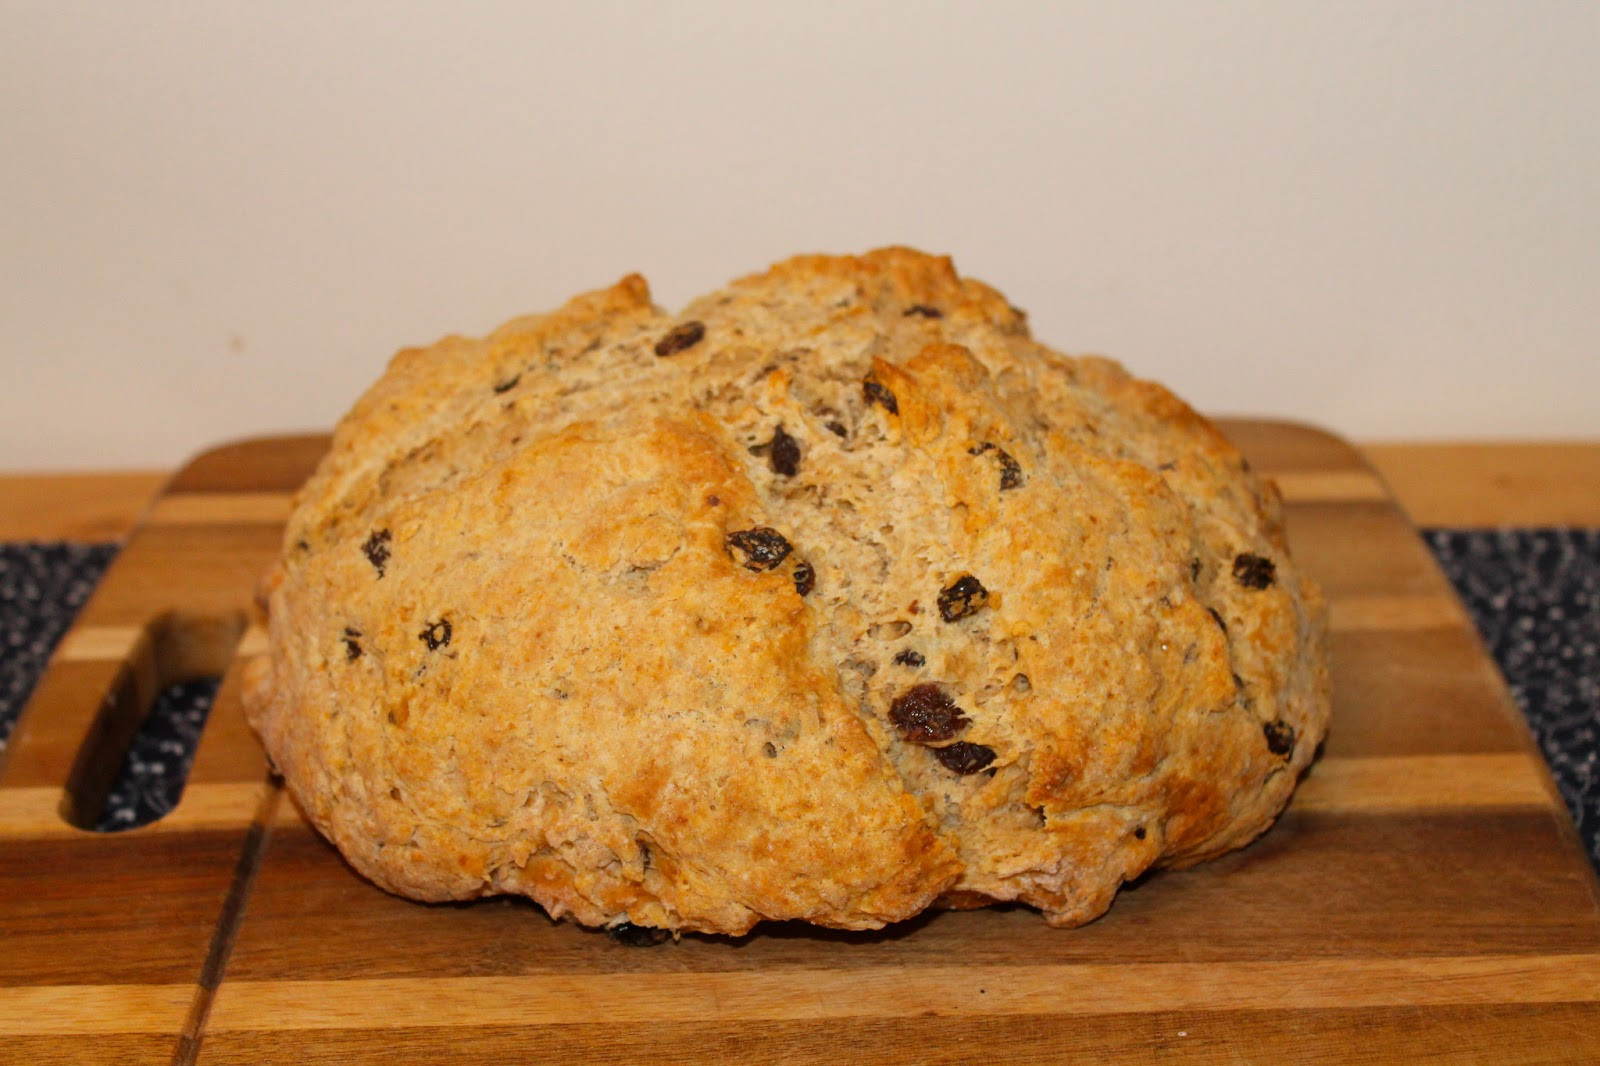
[[3, 423, 1598, 1065]]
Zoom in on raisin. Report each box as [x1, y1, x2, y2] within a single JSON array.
[[903, 304, 943, 319], [825, 420, 848, 438], [938, 574, 990, 622], [419, 618, 452, 651], [893, 648, 925, 667], [1262, 720, 1296, 758], [653, 320, 705, 357], [1233, 553, 1276, 590], [863, 377, 899, 415], [1134, 825, 1147, 840], [889, 683, 969, 743], [492, 373, 521, 394], [793, 560, 815, 596], [996, 454, 1022, 490], [362, 529, 392, 578], [607, 922, 671, 947], [342, 626, 362, 661], [726, 527, 792, 571], [1207, 606, 1228, 633], [968, 441, 1022, 490], [295, 538, 310, 552], [936, 742, 996, 774], [769, 425, 801, 476]]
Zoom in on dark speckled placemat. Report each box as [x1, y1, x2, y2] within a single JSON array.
[[2, 534, 1597, 870], [1, 542, 117, 748], [1424, 529, 1599, 871]]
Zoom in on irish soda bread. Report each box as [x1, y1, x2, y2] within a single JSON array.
[[244, 248, 1330, 935]]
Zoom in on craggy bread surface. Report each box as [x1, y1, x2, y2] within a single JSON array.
[[244, 248, 1330, 935]]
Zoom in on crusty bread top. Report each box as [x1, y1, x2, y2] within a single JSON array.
[[245, 247, 1329, 935]]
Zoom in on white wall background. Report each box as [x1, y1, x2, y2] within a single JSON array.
[[4, 1, 1597, 470]]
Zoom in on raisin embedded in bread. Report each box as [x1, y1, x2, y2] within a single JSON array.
[[243, 247, 1330, 935]]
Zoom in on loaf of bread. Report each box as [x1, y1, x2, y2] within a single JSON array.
[[243, 247, 1329, 935]]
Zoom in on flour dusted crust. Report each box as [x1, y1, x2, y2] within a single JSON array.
[[243, 248, 1330, 935]]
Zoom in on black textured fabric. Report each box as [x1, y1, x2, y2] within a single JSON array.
[[3, 535, 1598, 869], [0, 542, 118, 751], [94, 676, 223, 832], [1425, 529, 1599, 872]]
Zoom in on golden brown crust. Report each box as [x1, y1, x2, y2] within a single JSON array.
[[245, 246, 1330, 934]]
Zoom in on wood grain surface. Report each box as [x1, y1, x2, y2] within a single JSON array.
[[0, 471, 166, 541], [1362, 441, 1600, 527], [2, 423, 1598, 1064]]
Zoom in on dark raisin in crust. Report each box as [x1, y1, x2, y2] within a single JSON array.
[[1233, 553, 1277, 590], [903, 304, 943, 318], [937, 574, 990, 622], [653, 320, 706, 357], [792, 560, 815, 596], [726, 528, 793, 571], [863, 377, 899, 415], [935, 742, 996, 774], [362, 529, 392, 578], [889, 683, 969, 743], [419, 618, 452, 651], [492, 374, 521, 394], [968, 441, 1022, 490], [825, 420, 848, 438], [769, 425, 801, 476], [606, 922, 671, 947], [1262, 719, 1296, 758], [342, 626, 363, 661], [893, 648, 925, 667]]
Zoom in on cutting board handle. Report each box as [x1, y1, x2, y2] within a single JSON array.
[[58, 610, 248, 830]]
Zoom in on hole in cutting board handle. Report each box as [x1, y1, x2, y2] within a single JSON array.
[[59, 610, 248, 831]]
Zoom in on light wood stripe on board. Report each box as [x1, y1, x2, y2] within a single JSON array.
[[1271, 470, 1391, 503], [146, 492, 294, 526], [1289, 754, 1553, 813], [0, 984, 194, 1036], [1329, 593, 1471, 632], [0, 782, 270, 838], [54, 624, 144, 663], [200, 954, 1600, 1033], [53, 623, 267, 664], [236, 624, 268, 657]]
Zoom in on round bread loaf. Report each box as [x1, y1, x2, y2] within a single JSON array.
[[244, 247, 1330, 935]]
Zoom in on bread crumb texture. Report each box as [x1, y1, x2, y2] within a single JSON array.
[[245, 247, 1329, 935]]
